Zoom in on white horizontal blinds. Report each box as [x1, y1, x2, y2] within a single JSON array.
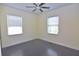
[[7, 15, 22, 26], [48, 16, 59, 34], [7, 15, 23, 35]]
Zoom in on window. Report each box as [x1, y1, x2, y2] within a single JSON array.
[[48, 16, 59, 34], [7, 15, 23, 35]]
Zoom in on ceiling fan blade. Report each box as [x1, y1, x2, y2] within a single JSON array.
[[39, 3, 45, 6], [26, 6, 35, 8], [41, 7, 50, 9], [40, 9, 43, 12], [33, 3, 37, 6], [32, 8, 36, 12]]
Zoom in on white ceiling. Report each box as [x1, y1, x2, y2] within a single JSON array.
[[2, 3, 71, 14]]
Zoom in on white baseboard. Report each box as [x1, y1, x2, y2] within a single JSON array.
[[41, 38, 79, 51]]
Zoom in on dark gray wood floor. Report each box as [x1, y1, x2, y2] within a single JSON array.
[[2, 39, 79, 56]]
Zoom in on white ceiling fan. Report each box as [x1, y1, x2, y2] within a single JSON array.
[[26, 3, 50, 12]]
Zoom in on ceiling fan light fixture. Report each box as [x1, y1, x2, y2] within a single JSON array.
[[36, 7, 41, 9], [26, 3, 50, 12]]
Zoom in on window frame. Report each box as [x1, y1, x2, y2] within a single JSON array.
[[7, 14, 23, 35], [47, 16, 59, 35]]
